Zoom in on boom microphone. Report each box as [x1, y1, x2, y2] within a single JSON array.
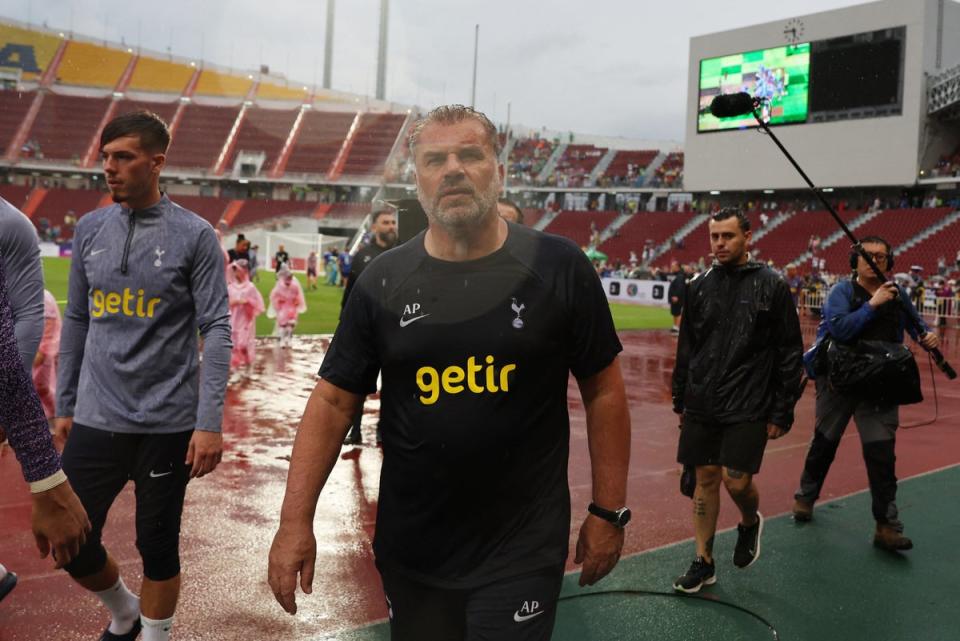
[[709, 92, 757, 118]]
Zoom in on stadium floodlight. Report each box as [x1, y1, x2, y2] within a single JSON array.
[[763, 189, 775, 194], [709, 190, 721, 195]]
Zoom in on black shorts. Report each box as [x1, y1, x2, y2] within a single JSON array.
[[670, 304, 683, 316], [307, 267, 317, 277], [60, 423, 192, 581], [378, 563, 564, 641], [677, 414, 768, 474]]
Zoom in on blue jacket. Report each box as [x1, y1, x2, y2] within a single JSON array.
[[803, 279, 929, 378]]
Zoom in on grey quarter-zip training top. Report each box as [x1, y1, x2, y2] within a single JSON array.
[[56, 194, 232, 434]]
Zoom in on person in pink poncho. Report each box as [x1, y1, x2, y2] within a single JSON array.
[[32, 289, 61, 420], [268, 265, 307, 348], [228, 259, 265, 372]]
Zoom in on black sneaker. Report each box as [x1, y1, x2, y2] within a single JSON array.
[[0, 571, 16, 602], [734, 511, 764, 568], [672, 556, 716, 593], [99, 618, 142, 641]]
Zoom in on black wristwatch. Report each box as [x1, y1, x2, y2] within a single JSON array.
[[588, 503, 632, 528]]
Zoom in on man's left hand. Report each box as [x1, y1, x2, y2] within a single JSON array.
[[574, 514, 624, 586], [920, 332, 940, 350], [767, 424, 786, 440], [186, 430, 223, 478]]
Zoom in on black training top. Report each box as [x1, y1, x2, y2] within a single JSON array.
[[341, 240, 389, 310], [319, 222, 622, 588]]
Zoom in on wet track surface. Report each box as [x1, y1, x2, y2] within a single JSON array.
[[2, 322, 959, 640]]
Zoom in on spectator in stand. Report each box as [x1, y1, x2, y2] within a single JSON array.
[[497, 198, 524, 224], [306, 251, 318, 290], [274, 244, 290, 273], [938, 256, 947, 277], [759, 213, 769, 227]]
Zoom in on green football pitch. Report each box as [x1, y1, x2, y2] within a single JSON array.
[[42, 257, 672, 335]]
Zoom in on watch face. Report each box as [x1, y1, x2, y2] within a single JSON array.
[[617, 508, 632, 527]]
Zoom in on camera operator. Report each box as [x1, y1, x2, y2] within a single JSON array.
[[793, 236, 939, 551]]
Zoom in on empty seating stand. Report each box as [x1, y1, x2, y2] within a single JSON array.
[[817, 208, 951, 273], [31, 188, 104, 240], [167, 194, 231, 227], [166, 104, 240, 171], [227, 107, 299, 175], [603, 150, 659, 182], [27, 94, 110, 164], [751, 209, 862, 268], [0, 184, 30, 209], [0, 90, 34, 154], [600, 212, 696, 264], [285, 110, 356, 177], [542, 210, 619, 248], [340, 113, 406, 178], [230, 199, 315, 227]]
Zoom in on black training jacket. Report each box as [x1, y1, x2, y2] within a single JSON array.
[[671, 261, 803, 430]]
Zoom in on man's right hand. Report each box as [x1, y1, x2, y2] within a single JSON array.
[[268, 522, 317, 615], [32, 479, 91, 569], [53, 417, 73, 451], [868, 282, 899, 309]]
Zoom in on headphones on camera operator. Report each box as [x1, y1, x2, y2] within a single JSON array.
[[849, 235, 895, 273]]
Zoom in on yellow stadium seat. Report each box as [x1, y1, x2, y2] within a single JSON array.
[[128, 56, 194, 94], [0, 22, 62, 81], [194, 69, 252, 97], [56, 40, 131, 88], [257, 81, 310, 101]]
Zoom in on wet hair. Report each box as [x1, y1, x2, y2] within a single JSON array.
[[371, 208, 396, 224], [498, 198, 524, 223], [100, 110, 171, 154], [711, 207, 750, 232], [408, 104, 501, 156]]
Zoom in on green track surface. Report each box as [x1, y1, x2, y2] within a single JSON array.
[[339, 465, 959, 641], [42, 257, 673, 336]]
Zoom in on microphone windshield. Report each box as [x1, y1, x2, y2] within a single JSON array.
[[709, 93, 756, 119]]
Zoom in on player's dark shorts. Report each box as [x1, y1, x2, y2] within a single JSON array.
[[677, 414, 769, 474], [670, 303, 683, 316], [307, 267, 317, 277], [378, 563, 564, 641], [60, 423, 192, 581]]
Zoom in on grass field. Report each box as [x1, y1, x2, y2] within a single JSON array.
[[42, 257, 672, 335]]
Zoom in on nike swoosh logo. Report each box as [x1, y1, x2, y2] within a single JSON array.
[[513, 610, 545, 623], [149, 470, 173, 478], [90, 249, 107, 256], [399, 313, 430, 328]]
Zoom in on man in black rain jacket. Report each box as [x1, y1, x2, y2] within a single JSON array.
[[670, 208, 803, 594]]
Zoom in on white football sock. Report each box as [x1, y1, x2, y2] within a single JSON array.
[[94, 578, 140, 635], [141, 614, 174, 641]]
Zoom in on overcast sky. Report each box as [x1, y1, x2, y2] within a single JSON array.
[[1, 0, 870, 142]]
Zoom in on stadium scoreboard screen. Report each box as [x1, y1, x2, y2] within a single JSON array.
[[697, 27, 905, 133], [698, 44, 810, 132]]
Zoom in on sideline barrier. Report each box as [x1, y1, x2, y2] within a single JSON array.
[[798, 288, 960, 322], [600, 278, 670, 307]]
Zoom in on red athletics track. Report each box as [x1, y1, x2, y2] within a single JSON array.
[[2, 320, 959, 640]]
